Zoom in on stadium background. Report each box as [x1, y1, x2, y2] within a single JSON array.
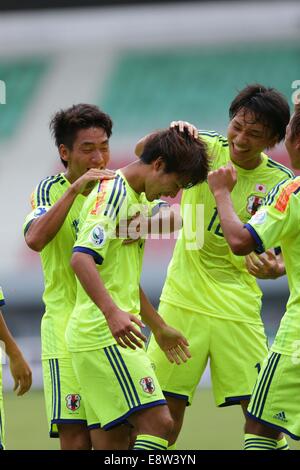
[[0, 0, 300, 449]]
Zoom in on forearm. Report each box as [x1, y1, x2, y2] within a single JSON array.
[[71, 252, 118, 317], [139, 287, 166, 334], [0, 313, 23, 359], [26, 186, 79, 251], [214, 190, 255, 255]]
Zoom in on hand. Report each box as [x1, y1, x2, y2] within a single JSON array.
[[208, 162, 237, 195], [9, 353, 32, 396], [71, 168, 116, 196], [154, 325, 191, 365], [245, 250, 285, 279], [116, 212, 147, 245], [170, 121, 199, 139], [106, 308, 147, 349]]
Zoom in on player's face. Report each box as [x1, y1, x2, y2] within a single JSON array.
[[284, 117, 300, 169], [227, 109, 278, 169], [144, 159, 189, 201], [60, 127, 110, 179]]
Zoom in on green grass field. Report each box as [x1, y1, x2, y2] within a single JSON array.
[[3, 388, 300, 450]]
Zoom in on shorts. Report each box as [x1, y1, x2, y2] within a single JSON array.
[[71, 344, 167, 430], [147, 301, 268, 406], [247, 350, 300, 440], [0, 393, 5, 450], [42, 357, 92, 437]]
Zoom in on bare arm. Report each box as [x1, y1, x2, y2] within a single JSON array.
[[120, 205, 182, 244], [71, 252, 146, 349], [25, 169, 115, 252], [208, 164, 256, 255], [139, 287, 191, 364], [0, 313, 32, 395]]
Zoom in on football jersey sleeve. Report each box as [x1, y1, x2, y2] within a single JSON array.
[[245, 179, 300, 253], [23, 174, 65, 235], [73, 176, 127, 265]]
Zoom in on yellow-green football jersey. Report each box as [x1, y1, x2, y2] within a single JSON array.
[[160, 131, 294, 325], [0, 286, 5, 390], [246, 177, 300, 354], [23, 173, 85, 359], [66, 170, 162, 352]]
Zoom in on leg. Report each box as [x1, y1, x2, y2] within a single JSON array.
[[129, 404, 173, 441], [90, 425, 130, 450], [165, 396, 187, 445], [57, 423, 91, 450]]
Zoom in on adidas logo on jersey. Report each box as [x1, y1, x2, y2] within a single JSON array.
[[273, 411, 288, 423]]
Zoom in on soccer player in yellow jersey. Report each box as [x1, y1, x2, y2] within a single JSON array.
[[142, 84, 292, 449], [208, 107, 300, 449], [24, 104, 191, 450], [0, 286, 32, 449], [66, 128, 209, 450], [23, 104, 124, 449]]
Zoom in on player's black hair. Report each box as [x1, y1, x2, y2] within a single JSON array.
[[229, 84, 290, 142], [49, 104, 113, 168], [290, 107, 300, 141], [140, 128, 209, 188]]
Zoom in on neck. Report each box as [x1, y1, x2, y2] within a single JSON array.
[[121, 161, 146, 194], [231, 154, 263, 170], [64, 169, 78, 184]]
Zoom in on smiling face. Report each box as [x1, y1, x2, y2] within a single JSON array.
[[59, 127, 110, 181], [227, 109, 278, 170]]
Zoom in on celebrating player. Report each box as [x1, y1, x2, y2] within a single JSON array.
[[143, 84, 292, 449], [207, 106, 300, 449], [65, 127, 209, 450]]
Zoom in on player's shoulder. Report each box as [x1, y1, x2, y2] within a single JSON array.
[[265, 156, 295, 180], [32, 173, 67, 206], [264, 176, 300, 211], [199, 130, 228, 147]]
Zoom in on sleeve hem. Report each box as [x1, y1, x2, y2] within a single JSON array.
[[73, 246, 104, 265]]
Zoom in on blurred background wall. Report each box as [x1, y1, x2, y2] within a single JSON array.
[[0, 0, 299, 393]]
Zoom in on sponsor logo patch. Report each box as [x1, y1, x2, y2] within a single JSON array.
[[140, 376, 155, 394], [89, 225, 106, 247], [34, 207, 48, 218], [251, 210, 267, 225], [65, 394, 81, 411], [273, 411, 288, 423]]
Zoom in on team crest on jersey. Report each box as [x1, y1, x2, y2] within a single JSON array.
[[33, 207, 48, 218], [139, 377, 155, 394], [247, 195, 264, 215], [89, 225, 106, 247], [65, 394, 81, 411], [251, 210, 267, 225]]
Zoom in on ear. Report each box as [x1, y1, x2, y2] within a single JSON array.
[[153, 156, 165, 172], [59, 144, 69, 165]]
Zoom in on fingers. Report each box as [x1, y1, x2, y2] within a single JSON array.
[[170, 121, 198, 138], [14, 370, 32, 396], [164, 344, 191, 365]]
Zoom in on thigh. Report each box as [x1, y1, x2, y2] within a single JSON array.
[[72, 345, 166, 430], [210, 319, 268, 407], [248, 351, 300, 439], [147, 302, 210, 404], [42, 357, 89, 437]]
